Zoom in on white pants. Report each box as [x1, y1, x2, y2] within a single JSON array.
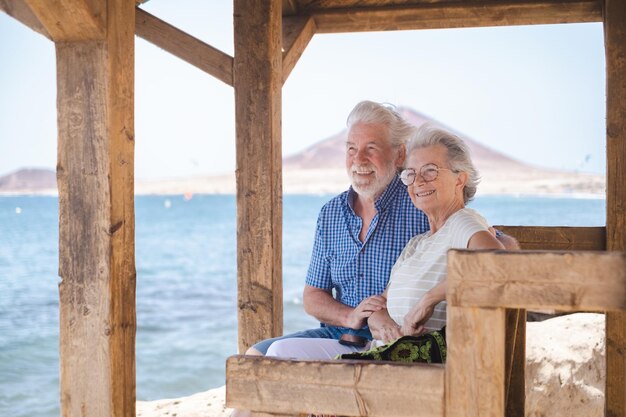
[[266, 337, 365, 360]]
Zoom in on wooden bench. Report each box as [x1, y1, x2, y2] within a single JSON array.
[[227, 227, 624, 416]]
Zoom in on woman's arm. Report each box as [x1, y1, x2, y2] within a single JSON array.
[[401, 280, 446, 336], [401, 230, 505, 336], [469, 230, 506, 250]]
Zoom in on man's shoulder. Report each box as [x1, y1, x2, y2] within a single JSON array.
[[387, 186, 422, 213], [319, 189, 350, 214]]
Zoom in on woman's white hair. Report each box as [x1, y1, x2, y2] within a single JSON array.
[[406, 123, 480, 203], [346, 100, 415, 148]]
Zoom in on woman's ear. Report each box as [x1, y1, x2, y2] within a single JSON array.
[[456, 171, 468, 190]]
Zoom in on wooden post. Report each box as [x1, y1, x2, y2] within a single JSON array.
[[446, 305, 506, 417], [233, 0, 283, 353], [505, 308, 526, 417], [55, 1, 135, 416], [605, 0, 626, 415]]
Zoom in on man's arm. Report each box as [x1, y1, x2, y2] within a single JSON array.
[[303, 284, 386, 330]]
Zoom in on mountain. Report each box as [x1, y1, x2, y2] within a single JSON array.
[[281, 107, 604, 195], [0, 168, 56, 193], [284, 107, 527, 172]]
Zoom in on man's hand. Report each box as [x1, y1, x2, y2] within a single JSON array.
[[303, 285, 386, 329], [345, 295, 386, 329]]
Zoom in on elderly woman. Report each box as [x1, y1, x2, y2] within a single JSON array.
[[266, 123, 504, 361]]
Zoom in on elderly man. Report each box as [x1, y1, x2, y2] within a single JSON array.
[[246, 100, 516, 356]]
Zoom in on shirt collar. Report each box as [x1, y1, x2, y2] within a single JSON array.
[[345, 174, 404, 213]]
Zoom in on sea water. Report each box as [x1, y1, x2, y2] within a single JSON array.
[[0, 194, 605, 417]]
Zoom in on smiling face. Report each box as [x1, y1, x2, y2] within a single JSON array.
[[405, 144, 467, 217], [345, 122, 404, 199]]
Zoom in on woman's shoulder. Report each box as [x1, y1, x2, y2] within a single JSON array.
[[448, 207, 489, 228], [401, 230, 431, 254]]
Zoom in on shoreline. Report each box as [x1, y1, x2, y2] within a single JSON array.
[[0, 191, 607, 199], [0, 167, 606, 198]]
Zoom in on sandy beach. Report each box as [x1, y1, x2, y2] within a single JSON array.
[[131, 167, 605, 197]]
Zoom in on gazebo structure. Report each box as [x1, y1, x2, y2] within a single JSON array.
[[1, 1, 624, 416]]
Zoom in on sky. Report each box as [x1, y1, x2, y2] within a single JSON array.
[[0, 1, 607, 180]]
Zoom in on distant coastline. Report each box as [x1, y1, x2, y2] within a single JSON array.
[[0, 167, 606, 198], [0, 106, 606, 198]]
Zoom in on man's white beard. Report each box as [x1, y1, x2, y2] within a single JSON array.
[[348, 162, 397, 199]]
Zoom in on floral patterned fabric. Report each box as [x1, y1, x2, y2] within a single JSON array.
[[337, 328, 446, 364]]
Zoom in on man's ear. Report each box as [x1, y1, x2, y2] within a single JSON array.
[[395, 145, 406, 168]]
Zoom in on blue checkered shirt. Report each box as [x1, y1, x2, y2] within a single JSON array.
[[306, 176, 430, 320]]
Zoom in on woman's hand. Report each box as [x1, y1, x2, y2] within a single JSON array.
[[374, 322, 403, 343], [401, 299, 435, 336], [401, 282, 446, 336], [368, 307, 402, 343]]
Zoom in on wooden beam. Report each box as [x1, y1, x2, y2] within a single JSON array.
[[56, 1, 135, 416], [233, 0, 283, 353], [446, 306, 506, 417], [0, 0, 50, 39], [494, 226, 605, 250], [226, 355, 445, 416], [312, 0, 602, 33], [25, 0, 105, 41], [135, 7, 233, 86], [604, 0, 626, 415], [447, 250, 626, 311], [282, 15, 316, 84], [282, 0, 299, 15]]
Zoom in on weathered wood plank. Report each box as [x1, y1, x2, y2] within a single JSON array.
[[312, 0, 602, 33], [56, 1, 135, 416], [25, 0, 105, 41], [233, 0, 283, 353], [57, 38, 111, 417], [135, 7, 233, 86], [106, 1, 136, 416], [447, 250, 626, 311], [607, 313, 626, 417], [226, 356, 445, 417], [0, 0, 50, 39], [446, 306, 506, 417], [505, 308, 526, 417], [494, 226, 605, 251], [282, 15, 316, 84], [605, 0, 626, 415]]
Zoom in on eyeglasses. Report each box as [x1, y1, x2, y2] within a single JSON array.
[[399, 163, 456, 186]]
